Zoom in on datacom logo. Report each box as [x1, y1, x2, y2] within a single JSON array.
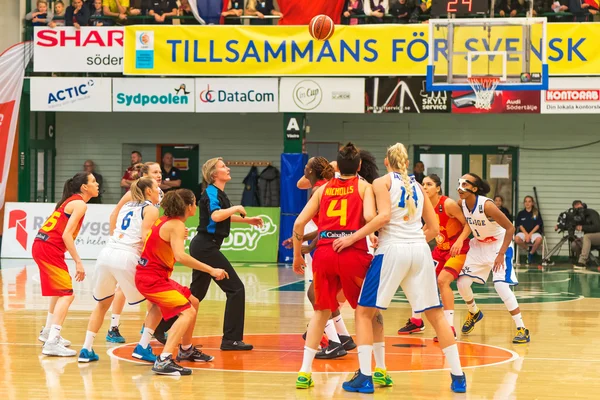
[[8, 209, 27, 250], [198, 84, 276, 104]]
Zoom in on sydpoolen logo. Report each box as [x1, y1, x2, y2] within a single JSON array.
[[115, 83, 190, 107], [293, 80, 322, 110], [222, 215, 278, 251], [47, 79, 96, 107], [8, 210, 27, 250], [199, 84, 276, 104]]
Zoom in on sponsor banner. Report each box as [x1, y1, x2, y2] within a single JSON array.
[[365, 77, 450, 113], [34, 27, 124, 73], [195, 78, 278, 113], [2, 203, 279, 262], [279, 78, 364, 113], [123, 24, 600, 76], [113, 78, 195, 112], [541, 78, 600, 114], [30, 77, 112, 112], [451, 90, 540, 114]]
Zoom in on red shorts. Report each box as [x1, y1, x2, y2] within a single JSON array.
[[32, 240, 73, 297], [432, 247, 467, 279], [135, 270, 191, 320], [312, 245, 372, 312]]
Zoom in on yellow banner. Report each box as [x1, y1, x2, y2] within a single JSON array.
[[123, 24, 600, 76]]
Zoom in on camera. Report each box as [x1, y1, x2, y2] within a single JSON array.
[[556, 207, 586, 235]]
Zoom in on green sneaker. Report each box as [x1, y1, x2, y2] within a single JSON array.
[[296, 372, 314, 389], [373, 368, 393, 387]]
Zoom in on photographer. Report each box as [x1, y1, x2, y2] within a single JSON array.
[[569, 201, 600, 267]]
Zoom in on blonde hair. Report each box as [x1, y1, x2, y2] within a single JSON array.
[[386, 143, 416, 218], [202, 157, 223, 185], [130, 177, 155, 203]]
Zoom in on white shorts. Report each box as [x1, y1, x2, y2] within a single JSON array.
[[459, 239, 518, 286], [358, 242, 442, 312], [93, 246, 145, 305], [515, 232, 542, 243]]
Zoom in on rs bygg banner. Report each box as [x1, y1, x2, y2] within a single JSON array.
[[123, 24, 600, 76]]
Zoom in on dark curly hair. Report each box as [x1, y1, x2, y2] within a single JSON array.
[[358, 150, 379, 184]]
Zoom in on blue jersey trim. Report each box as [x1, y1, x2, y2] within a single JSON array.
[[206, 185, 221, 234], [357, 254, 384, 308]]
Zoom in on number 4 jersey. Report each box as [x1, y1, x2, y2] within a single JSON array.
[[109, 200, 154, 254], [35, 194, 85, 253], [317, 176, 367, 251]]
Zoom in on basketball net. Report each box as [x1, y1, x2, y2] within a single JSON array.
[[467, 77, 500, 110]]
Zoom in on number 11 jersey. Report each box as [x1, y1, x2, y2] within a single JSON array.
[[109, 200, 154, 254]]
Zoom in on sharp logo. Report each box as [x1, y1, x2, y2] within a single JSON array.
[[8, 210, 27, 250], [221, 215, 278, 251]]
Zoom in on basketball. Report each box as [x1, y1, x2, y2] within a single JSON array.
[[309, 14, 335, 41]]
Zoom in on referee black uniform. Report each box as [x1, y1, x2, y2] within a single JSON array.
[[189, 184, 252, 350]]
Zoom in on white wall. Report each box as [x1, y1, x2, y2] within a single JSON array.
[[0, 0, 24, 53]]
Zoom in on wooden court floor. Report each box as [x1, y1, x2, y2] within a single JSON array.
[[1, 258, 600, 399]]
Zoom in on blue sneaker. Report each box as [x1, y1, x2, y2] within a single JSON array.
[[527, 253, 534, 265], [132, 344, 157, 363], [78, 348, 99, 363], [106, 326, 126, 343], [462, 310, 484, 334], [342, 371, 375, 394], [451, 373, 467, 393]]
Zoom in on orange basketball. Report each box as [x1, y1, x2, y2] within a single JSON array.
[[309, 15, 335, 41]]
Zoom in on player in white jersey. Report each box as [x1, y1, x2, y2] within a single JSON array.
[[78, 177, 162, 363], [456, 173, 531, 344], [101, 162, 164, 344], [333, 143, 466, 394]]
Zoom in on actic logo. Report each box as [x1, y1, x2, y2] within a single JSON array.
[[8, 210, 28, 250], [199, 85, 215, 103]]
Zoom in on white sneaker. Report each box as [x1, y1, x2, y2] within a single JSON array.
[[42, 338, 76, 357], [38, 327, 72, 347]]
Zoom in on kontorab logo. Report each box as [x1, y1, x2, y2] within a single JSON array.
[[222, 215, 277, 251], [8, 210, 28, 250]]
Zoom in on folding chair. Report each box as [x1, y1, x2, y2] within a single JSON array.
[[514, 235, 548, 266]]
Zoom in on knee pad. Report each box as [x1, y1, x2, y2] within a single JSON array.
[[456, 276, 474, 300], [494, 282, 519, 311]]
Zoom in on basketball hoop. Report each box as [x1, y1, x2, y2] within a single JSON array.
[[468, 77, 500, 110]]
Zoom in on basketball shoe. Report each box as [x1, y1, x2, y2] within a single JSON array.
[[152, 355, 192, 376], [373, 368, 393, 387], [339, 335, 357, 351], [78, 348, 99, 363], [42, 337, 76, 357], [38, 327, 71, 347], [133, 344, 157, 362], [461, 310, 484, 334], [397, 318, 425, 334], [512, 327, 531, 344], [177, 345, 214, 362], [342, 370, 375, 393], [451, 373, 467, 393], [106, 326, 126, 343], [296, 372, 314, 389], [315, 340, 347, 359]]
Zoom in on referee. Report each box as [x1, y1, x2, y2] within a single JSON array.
[[192, 157, 263, 350]]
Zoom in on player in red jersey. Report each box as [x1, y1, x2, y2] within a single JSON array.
[[293, 143, 376, 389], [33, 172, 99, 357], [397, 174, 470, 339], [135, 189, 229, 376]]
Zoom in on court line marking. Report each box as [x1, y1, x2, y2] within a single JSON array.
[[106, 333, 519, 374]]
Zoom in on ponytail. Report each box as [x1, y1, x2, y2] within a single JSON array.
[[130, 177, 155, 203], [56, 172, 90, 210], [467, 173, 491, 196], [386, 143, 416, 218]]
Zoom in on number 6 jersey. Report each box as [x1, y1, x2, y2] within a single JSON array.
[[109, 200, 154, 254]]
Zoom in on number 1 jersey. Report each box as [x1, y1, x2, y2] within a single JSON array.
[[317, 176, 367, 251]]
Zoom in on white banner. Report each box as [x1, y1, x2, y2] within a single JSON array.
[[279, 78, 365, 113], [2, 202, 113, 259], [34, 27, 124, 73], [30, 77, 112, 112], [541, 78, 600, 114], [0, 43, 33, 210], [195, 78, 278, 113], [113, 78, 195, 112]]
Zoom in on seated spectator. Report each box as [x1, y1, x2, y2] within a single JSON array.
[[143, 0, 178, 24], [509, 0, 531, 16], [389, 0, 411, 23], [84, 160, 104, 204], [495, 0, 512, 15], [514, 195, 543, 264], [90, 0, 109, 25], [494, 195, 512, 221], [364, 0, 388, 22], [26, 0, 54, 26], [245, 0, 283, 25], [49, 1, 66, 27], [179, 0, 200, 24], [569, 0, 595, 20], [66, 0, 91, 27], [103, 0, 130, 22], [121, 150, 142, 191], [222, 0, 244, 24], [410, 0, 430, 22], [342, 0, 364, 25], [160, 152, 182, 192]]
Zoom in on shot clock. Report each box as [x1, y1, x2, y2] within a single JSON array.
[[431, 0, 489, 16]]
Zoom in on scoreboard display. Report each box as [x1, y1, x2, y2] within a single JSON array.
[[431, 0, 490, 16]]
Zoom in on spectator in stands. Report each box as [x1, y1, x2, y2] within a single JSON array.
[[568, 0, 596, 20], [413, 160, 425, 184], [342, 0, 364, 25], [121, 150, 142, 191], [178, 0, 200, 24], [571, 201, 600, 268], [90, 0, 108, 25], [65, 0, 91, 27], [26, 0, 54, 26], [84, 160, 104, 204], [245, 0, 283, 25], [389, 0, 411, 23], [144, 0, 178, 24], [509, 0, 532, 16], [103, 0, 130, 21], [514, 196, 543, 264], [494, 195, 513, 221], [364, 0, 387, 22], [160, 152, 182, 192], [222, 0, 244, 24], [49, 1, 66, 27], [495, 0, 512, 15], [410, 0, 431, 22]]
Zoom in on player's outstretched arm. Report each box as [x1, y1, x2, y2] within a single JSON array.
[[141, 206, 160, 240], [110, 191, 133, 235], [62, 200, 87, 282]]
